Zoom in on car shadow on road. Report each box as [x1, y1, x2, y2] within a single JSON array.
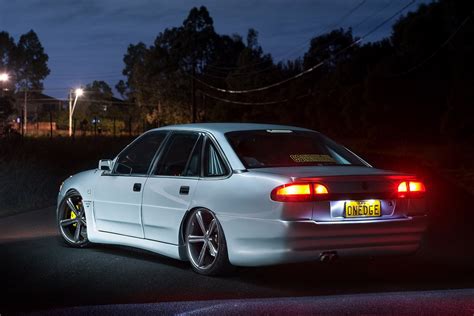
[[84, 242, 190, 271]]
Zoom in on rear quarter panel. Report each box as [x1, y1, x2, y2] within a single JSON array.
[[192, 172, 313, 221]]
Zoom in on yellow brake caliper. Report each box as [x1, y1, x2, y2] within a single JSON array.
[[71, 205, 77, 227]]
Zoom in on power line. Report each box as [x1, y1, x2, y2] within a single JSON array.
[[40, 1, 368, 83], [11, 1, 405, 99], [204, 0, 369, 73], [202, 93, 288, 105], [202, 91, 311, 106], [199, 1, 395, 81], [193, 0, 416, 95], [18, 1, 394, 88], [389, 11, 473, 77]]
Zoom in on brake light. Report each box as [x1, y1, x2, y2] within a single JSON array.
[[398, 182, 408, 193], [314, 183, 329, 195], [409, 181, 426, 192], [397, 181, 426, 198], [271, 183, 329, 202]]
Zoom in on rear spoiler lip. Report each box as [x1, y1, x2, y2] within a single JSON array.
[[295, 174, 417, 182]]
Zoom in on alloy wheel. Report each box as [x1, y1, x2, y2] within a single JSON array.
[[186, 209, 220, 270], [59, 193, 88, 246]]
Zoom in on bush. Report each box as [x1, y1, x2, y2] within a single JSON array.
[[0, 136, 132, 216]]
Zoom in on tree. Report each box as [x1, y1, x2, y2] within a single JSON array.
[[303, 28, 356, 72], [0, 96, 14, 123], [226, 28, 275, 90], [15, 30, 50, 91], [75, 81, 128, 134], [0, 31, 16, 72], [116, 1, 474, 142], [0, 30, 50, 133], [116, 42, 148, 100], [0, 31, 16, 116], [118, 6, 223, 125], [83, 81, 114, 116]]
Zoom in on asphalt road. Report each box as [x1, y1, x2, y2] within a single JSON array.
[[1, 161, 474, 314]]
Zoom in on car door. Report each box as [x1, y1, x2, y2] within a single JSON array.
[[141, 131, 202, 244], [93, 131, 168, 238]]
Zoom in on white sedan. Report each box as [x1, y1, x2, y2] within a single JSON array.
[[57, 123, 428, 275]]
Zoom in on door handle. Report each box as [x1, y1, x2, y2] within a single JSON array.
[[179, 186, 190, 195], [133, 183, 142, 192]]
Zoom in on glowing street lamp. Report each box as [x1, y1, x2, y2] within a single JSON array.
[[0, 73, 9, 82], [69, 88, 84, 137], [75, 88, 84, 97], [0, 73, 9, 97]]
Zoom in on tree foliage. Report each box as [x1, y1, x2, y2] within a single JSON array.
[[0, 29, 50, 129], [118, 1, 473, 141], [15, 30, 50, 91]]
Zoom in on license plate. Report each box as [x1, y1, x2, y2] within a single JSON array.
[[345, 200, 381, 218]]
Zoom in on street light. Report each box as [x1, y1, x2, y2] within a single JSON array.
[[75, 88, 84, 97], [0, 73, 9, 97], [0, 73, 9, 82], [69, 88, 84, 137]]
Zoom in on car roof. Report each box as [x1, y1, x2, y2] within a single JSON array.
[[151, 123, 314, 135], [148, 123, 316, 171]]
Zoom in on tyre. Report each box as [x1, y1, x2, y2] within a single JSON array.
[[185, 208, 232, 275], [57, 190, 89, 248]]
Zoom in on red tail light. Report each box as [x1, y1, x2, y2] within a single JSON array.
[[314, 183, 329, 195], [271, 183, 328, 202], [397, 181, 426, 198]]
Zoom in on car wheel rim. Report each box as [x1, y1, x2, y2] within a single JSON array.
[[59, 194, 88, 245], [187, 210, 219, 270]]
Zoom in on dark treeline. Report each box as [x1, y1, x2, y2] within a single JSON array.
[[117, 0, 474, 142], [0, 30, 50, 127]]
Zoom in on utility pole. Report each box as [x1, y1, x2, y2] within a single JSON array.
[[202, 93, 206, 121], [23, 90, 28, 135], [49, 111, 53, 139], [157, 100, 162, 127], [68, 88, 83, 137], [192, 65, 196, 123], [68, 90, 72, 137], [73, 119, 77, 139], [93, 116, 97, 137]]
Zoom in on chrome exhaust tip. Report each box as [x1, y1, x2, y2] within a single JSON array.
[[319, 251, 338, 263]]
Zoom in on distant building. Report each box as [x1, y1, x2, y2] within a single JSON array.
[[13, 92, 66, 135]]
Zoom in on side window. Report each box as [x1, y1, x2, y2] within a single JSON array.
[[115, 132, 167, 175], [204, 139, 228, 177], [155, 133, 200, 176], [182, 136, 203, 177]]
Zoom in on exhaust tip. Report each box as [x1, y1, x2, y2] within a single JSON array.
[[319, 251, 338, 263]]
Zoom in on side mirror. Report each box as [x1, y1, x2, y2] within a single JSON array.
[[98, 159, 113, 171]]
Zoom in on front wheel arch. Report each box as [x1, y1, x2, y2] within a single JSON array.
[[57, 189, 90, 248]]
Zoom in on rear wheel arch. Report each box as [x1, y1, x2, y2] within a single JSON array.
[[180, 206, 213, 245], [183, 207, 233, 275]]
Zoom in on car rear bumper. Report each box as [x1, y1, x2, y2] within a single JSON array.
[[218, 215, 428, 267]]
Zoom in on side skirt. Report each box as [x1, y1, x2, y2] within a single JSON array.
[[88, 229, 187, 261]]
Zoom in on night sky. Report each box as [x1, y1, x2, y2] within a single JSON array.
[[1, 0, 430, 99]]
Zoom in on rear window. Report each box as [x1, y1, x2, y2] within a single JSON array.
[[225, 130, 366, 169]]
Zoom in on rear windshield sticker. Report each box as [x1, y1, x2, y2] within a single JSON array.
[[290, 154, 336, 163]]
